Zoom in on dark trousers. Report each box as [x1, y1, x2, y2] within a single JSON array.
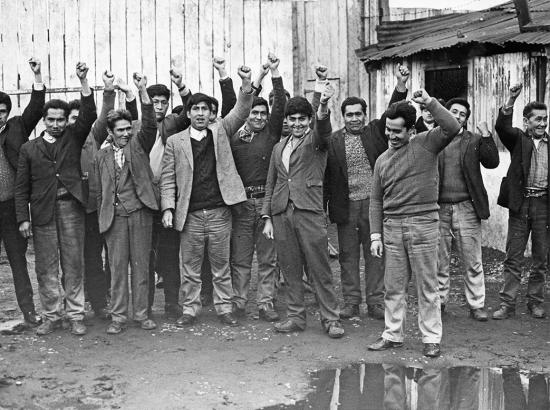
[[0, 198, 33, 314], [272, 204, 340, 327], [500, 196, 549, 308], [84, 211, 108, 311], [337, 199, 384, 307], [149, 212, 181, 309]]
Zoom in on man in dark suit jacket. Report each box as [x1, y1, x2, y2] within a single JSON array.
[[262, 83, 345, 338], [324, 66, 409, 321], [95, 73, 158, 334], [0, 58, 45, 325], [15, 62, 98, 336], [493, 83, 549, 320]]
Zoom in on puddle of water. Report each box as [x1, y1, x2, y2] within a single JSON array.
[[262, 363, 550, 410]]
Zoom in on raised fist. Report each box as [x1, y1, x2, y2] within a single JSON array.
[[397, 64, 410, 82], [314, 64, 328, 81], [320, 82, 335, 104], [509, 83, 523, 99], [133, 72, 147, 88], [213, 57, 226, 71], [411, 89, 432, 105], [170, 68, 183, 87], [76, 62, 89, 80], [267, 52, 280, 70], [114, 78, 130, 93], [238, 65, 252, 80], [28, 58, 41, 74], [103, 70, 115, 89]]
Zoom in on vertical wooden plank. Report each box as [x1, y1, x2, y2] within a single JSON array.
[[32, 0, 48, 136], [347, 0, 362, 98], [292, 0, 306, 97], [141, 0, 157, 83], [169, 0, 186, 107], [228, 0, 244, 79], [64, 0, 80, 97], [0, 0, 5, 91], [110, 0, 127, 82], [48, 0, 67, 102], [243, 0, 261, 71], [94, 0, 110, 109], [155, 0, 171, 89], [3, 0, 20, 101], [212, 0, 226, 103], [78, 0, 95, 84], [126, 0, 142, 81], [17, 0, 35, 114], [198, 0, 214, 95], [184, 0, 200, 91], [304, 0, 317, 89]]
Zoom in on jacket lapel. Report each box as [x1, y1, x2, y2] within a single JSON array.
[[180, 129, 193, 170], [460, 130, 470, 164], [334, 131, 348, 179], [103, 146, 116, 182], [521, 135, 533, 181]]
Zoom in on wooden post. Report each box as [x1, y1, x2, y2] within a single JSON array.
[[513, 0, 532, 32]]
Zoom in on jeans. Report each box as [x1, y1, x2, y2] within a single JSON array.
[[500, 196, 548, 308], [337, 199, 384, 307], [0, 199, 33, 313], [272, 204, 340, 327], [438, 201, 485, 309], [104, 208, 152, 323], [33, 198, 85, 321], [84, 211, 108, 311], [231, 197, 277, 310], [180, 206, 233, 316], [382, 212, 442, 344]]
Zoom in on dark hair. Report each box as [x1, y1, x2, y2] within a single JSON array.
[[68, 99, 81, 113], [284, 96, 313, 118], [210, 97, 219, 113], [446, 98, 471, 119], [146, 84, 170, 100], [187, 93, 212, 112], [0, 92, 12, 114], [106, 109, 133, 130], [172, 105, 184, 115], [251, 97, 269, 115], [523, 101, 548, 118], [43, 99, 70, 118], [385, 101, 416, 130], [341, 97, 367, 116], [268, 89, 291, 106]]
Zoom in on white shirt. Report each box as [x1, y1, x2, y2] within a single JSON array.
[[190, 127, 207, 141], [149, 130, 165, 183], [43, 132, 56, 144]]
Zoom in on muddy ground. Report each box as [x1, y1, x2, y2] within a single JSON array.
[[0, 230, 548, 409]]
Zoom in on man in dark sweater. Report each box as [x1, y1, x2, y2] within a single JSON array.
[[493, 84, 549, 320], [15, 62, 98, 336], [368, 90, 461, 358], [437, 98, 499, 321], [0, 58, 45, 325], [230, 53, 285, 321]]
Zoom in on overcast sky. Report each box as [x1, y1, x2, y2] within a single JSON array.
[[390, 0, 509, 10]]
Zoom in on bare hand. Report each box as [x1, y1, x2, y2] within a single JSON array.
[[267, 52, 280, 70], [509, 83, 523, 99], [238, 65, 252, 80], [320, 82, 335, 104], [162, 210, 173, 229], [19, 221, 32, 239], [103, 70, 115, 90], [114, 78, 130, 93], [76, 62, 89, 80], [396, 64, 410, 83], [133, 72, 147, 88], [262, 219, 274, 240], [370, 240, 383, 258], [411, 89, 432, 106], [170, 68, 183, 87], [213, 57, 226, 71], [476, 121, 490, 136], [28, 58, 41, 74], [314, 64, 328, 81]]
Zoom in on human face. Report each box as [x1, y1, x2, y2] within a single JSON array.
[[246, 104, 268, 132], [343, 104, 365, 134], [524, 109, 548, 138], [286, 113, 312, 138], [0, 103, 9, 128], [188, 102, 211, 131], [43, 108, 68, 137], [68, 109, 79, 125], [385, 117, 413, 149], [152, 95, 169, 121], [421, 107, 434, 124], [109, 119, 133, 148], [449, 103, 469, 128], [209, 104, 218, 124], [281, 119, 291, 136]]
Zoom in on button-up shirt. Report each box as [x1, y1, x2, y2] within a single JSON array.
[[190, 127, 207, 141], [527, 135, 548, 190]]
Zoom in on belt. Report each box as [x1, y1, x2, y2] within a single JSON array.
[[524, 188, 547, 198], [246, 191, 265, 199], [245, 184, 265, 193]]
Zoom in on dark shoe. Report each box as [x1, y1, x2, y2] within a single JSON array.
[[106, 321, 123, 334], [36, 319, 61, 336], [70, 320, 87, 336], [140, 319, 157, 330], [367, 304, 385, 320], [23, 310, 42, 326], [492, 305, 515, 320], [423, 343, 441, 358], [218, 313, 239, 327], [176, 314, 196, 327], [200, 293, 213, 307], [274, 319, 305, 333], [259, 308, 280, 322], [164, 304, 182, 321], [94, 307, 111, 321], [368, 337, 403, 351], [339, 304, 360, 319], [326, 321, 345, 339], [470, 307, 488, 321], [232, 304, 246, 318], [527, 303, 546, 319]]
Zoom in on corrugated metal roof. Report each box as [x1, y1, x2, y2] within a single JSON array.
[[356, 0, 550, 63]]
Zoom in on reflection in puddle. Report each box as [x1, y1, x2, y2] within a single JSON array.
[[263, 363, 550, 410]]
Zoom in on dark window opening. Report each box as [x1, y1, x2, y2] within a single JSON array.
[[425, 67, 468, 103]]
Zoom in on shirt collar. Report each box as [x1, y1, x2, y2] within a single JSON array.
[[43, 132, 56, 144], [0, 124, 6, 135], [190, 127, 207, 141]]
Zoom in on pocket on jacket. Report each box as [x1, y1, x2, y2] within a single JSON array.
[[306, 179, 323, 188]]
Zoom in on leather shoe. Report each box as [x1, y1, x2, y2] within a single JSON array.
[[36, 319, 61, 336], [218, 313, 239, 327], [176, 314, 196, 327], [527, 303, 546, 319], [274, 319, 305, 333], [165, 304, 183, 321], [492, 305, 515, 320], [339, 304, 360, 319], [368, 337, 403, 351], [423, 343, 441, 358], [106, 321, 123, 334], [259, 308, 280, 322], [470, 307, 488, 322], [232, 304, 246, 318], [140, 319, 157, 330], [70, 320, 87, 336], [23, 310, 42, 326], [326, 321, 345, 339], [367, 304, 385, 320]]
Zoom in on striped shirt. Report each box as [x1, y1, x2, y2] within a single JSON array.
[[527, 136, 548, 190]]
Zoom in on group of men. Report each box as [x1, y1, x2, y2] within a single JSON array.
[[0, 55, 547, 358]]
